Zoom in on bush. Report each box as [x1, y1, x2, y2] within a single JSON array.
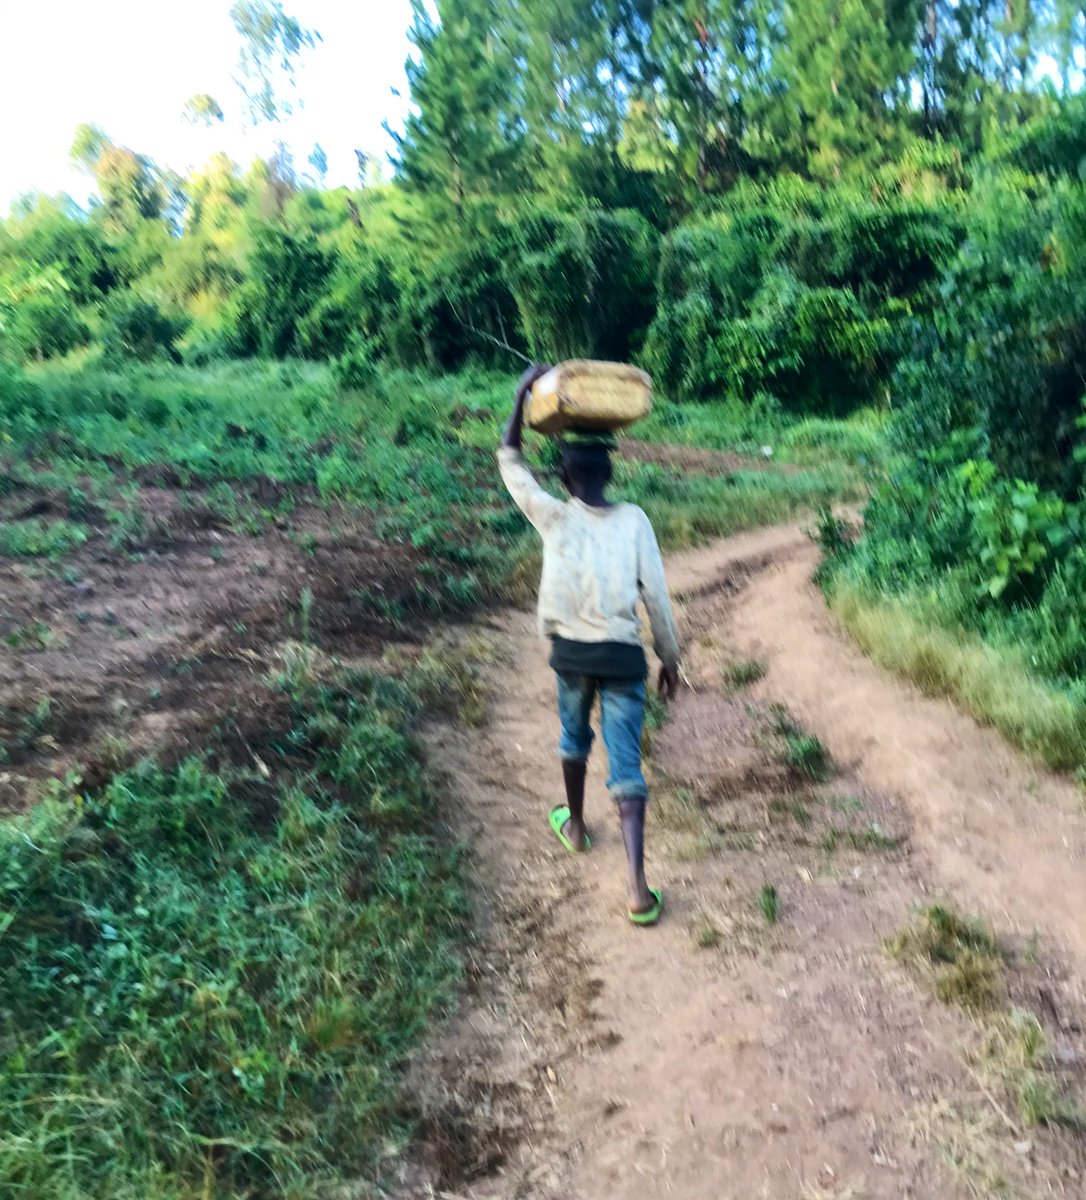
[[233, 226, 334, 359], [332, 333, 382, 392], [644, 186, 959, 412], [828, 168, 1086, 710], [295, 246, 399, 359], [395, 239, 524, 370], [504, 206, 659, 361], [0, 278, 87, 362], [101, 295, 186, 362]]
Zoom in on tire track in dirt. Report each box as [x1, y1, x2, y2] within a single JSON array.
[[728, 541, 1086, 980], [405, 525, 1086, 1200]]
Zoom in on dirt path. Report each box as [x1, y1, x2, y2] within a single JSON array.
[[411, 525, 1086, 1200], [730, 542, 1086, 980]]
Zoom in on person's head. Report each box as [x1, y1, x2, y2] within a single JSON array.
[[559, 441, 613, 500]]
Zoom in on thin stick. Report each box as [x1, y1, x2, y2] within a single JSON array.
[[447, 298, 536, 365], [469, 323, 534, 365]]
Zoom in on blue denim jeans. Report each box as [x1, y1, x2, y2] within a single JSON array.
[[555, 672, 648, 802]]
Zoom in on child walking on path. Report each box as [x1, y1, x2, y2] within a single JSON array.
[[497, 365, 681, 924]]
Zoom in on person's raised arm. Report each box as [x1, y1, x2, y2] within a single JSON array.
[[502, 363, 549, 452], [497, 364, 565, 533]]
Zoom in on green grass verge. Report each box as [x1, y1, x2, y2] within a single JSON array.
[[829, 578, 1086, 772], [0, 665, 465, 1198]]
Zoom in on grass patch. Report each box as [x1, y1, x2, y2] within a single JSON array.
[[886, 905, 1006, 1012], [0, 697, 58, 764], [830, 579, 1086, 772], [821, 823, 901, 854], [768, 705, 833, 781], [785, 733, 832, 781], [769, 795, 812, 826], [4, 620, 55, 650], [620, 458, 863, 553], [757, 883, 780, 924], [777, 413, 887, 469], [396, 633, 505, 728], [0, 664, 465, 1198], [0, 516, 88, 558], [692, 916, 721, 949], [973, 1009, 1086, 1130], [722, 657, 766, 692]]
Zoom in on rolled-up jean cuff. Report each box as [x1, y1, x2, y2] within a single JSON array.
[[559, 750, 590, 764], [609, 783, 648, 803]]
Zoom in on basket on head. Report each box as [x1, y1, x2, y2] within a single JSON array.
[[526, 360, 652, 435]]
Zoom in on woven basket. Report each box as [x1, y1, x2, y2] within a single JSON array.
[[525, 360, 652, 435]]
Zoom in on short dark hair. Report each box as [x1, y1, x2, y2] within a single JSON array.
[[561, 442, 613, 490]]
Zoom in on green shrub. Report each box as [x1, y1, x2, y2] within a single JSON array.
[[503, 205, 658, 362], [822, 172, 1086, 709], [395, 240, 523, 370], [0, 265, 88, 362], [101, 295, 186, 362], [332, 333, 382, 392], [644, 186, 958, 412]]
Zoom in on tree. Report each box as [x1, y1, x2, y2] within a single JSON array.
[[70, 123, 109, 173], [308, 144, 329, 186], [773, 0, 915, 177], [516, 0, 657, 202], [2, 194, 115, 304], [230, 1, 320, 123], [183, 94, 225, 126], [646, 1, 772, 202], [0, 263, 87, 362], [70, 126, 167, 235], [390, 0, 524, 228], [235, 226, 332, 356], [1053, 1, 1086, 93]]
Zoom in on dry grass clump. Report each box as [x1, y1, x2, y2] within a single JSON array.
[[885, 904, 1006, 1012]]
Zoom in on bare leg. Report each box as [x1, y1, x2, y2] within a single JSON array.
[[618, 797, 654, 912], [561, 759, 588, 851]]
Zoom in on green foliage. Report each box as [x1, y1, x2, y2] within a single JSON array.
[[757, 883, 780, 924], [234, 226, 333, 358], [0, 668, 464, 1197], [505, 206, 659, 361], [1005, 92, 1086, 178], [819, 168, 1086, 724], [231, 1, 320, 124], [101, 295, 186, 363], [959, 460, 1074, 601], [331, 334, 381, 391], [785, 733, 832, 781], [645, 186, 960, 413], [0, 517, 89, 558], [0, 263, 88, 361], [392, 0, 523, 226]]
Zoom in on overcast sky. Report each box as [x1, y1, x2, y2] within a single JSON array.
[[1, 0, 415, 213]]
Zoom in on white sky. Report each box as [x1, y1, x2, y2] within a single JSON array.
[[0, 0, 415, 214]]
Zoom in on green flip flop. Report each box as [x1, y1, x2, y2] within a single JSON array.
[[628, 887, 663, 926], [549, 806, 590, 853]]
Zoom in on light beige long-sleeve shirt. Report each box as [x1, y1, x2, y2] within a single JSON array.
[[498, 447, 681, 667]]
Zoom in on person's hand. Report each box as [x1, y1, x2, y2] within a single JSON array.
[[514, 362, 550, 410], [657, 663, 680, 702]]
